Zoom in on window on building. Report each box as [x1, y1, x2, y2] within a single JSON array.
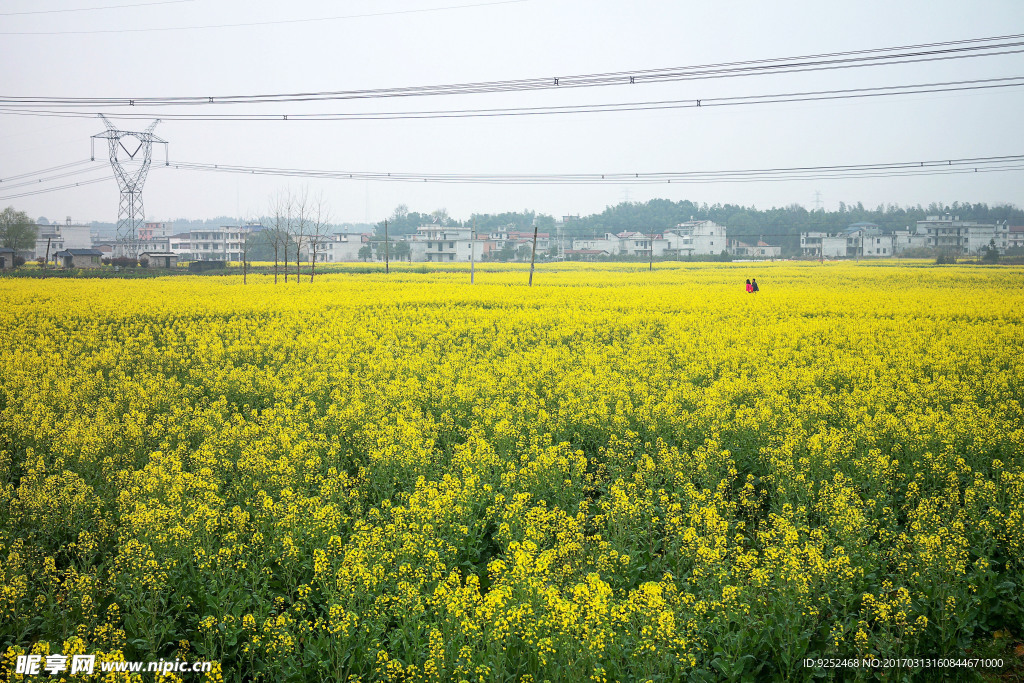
[[427, 242, 433, 248], [449, 241, 454, 248]]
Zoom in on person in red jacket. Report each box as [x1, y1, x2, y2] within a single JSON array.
[[745, 279, 753, 293]]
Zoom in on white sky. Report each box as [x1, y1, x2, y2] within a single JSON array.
[[1, 0, 1023, 224]]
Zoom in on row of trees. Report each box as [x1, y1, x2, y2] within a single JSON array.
[[250, 188, 331, 285]]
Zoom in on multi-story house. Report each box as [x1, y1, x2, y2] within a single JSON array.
[[916, 215, 1008, 255], [33, 219, 92, 261], [188, 225, 262, 261], [571, 234, 620, 255], [891, 229, 929, 254], [406, 225, 496, 262], [800, 231, 847, 258], [169, 233, 192, 258], [139, 222, 174, 241], [1009, 226, 1024, 250], [311, 233, 363, 262], [663, 219, 727, 256]]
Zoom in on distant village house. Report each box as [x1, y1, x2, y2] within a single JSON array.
[[54, 249, 104, 268]]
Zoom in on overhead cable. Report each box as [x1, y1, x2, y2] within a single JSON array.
[[2, 77, 1022, 122], [165, 154, 1024, 185], [0, 159, 96, 183], [1, 34, 1022, 106], [6, 154, 1022, 203]]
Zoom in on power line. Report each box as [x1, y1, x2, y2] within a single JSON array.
[[1, 34, 1022, 105], [6, 153, 1022, 203], [0, 164, 108, 191], [0, 0, 528, 35], [5, 154, 1023, 201], [0, 175, 112, 200], [0, 159, 95, 183], [0, 0, 193, 16], [3, 77, 1022, 122], [165, 154, 1024, 185]]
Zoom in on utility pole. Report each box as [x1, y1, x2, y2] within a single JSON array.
[[384, 219, 389, 273], [528, 220, 539, 286], [649, 228, 655, 272], [470, 217, 476, 284]]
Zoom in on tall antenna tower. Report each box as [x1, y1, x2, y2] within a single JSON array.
[[92, 115, 167, 257], [813, 190, 823, 211]]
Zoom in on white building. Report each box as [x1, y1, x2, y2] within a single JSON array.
[[800, 231, 847, 258], [916, 215, 1008, 255], [572, 234, 620, 255], [891, 230, 930, 254], [802, 223, 903, 259], [860, 234, 892, 257], [407, 225, 490, 262], [615, 231, 669, 257], [169, 233, 192, 258], [571, 231, 668, 257], [311, 233, 364, 262], [663, 219, 727, 256], [34, 220, 92, 260], [188, 225, 262, 261], [1009, 226, 1024, 250], [730, 239, 781, 258]]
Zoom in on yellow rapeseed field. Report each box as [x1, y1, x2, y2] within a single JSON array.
[[0, 262, 1022, 681]]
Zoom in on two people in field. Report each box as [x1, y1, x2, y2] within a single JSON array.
[[745, 278, 760, 293]]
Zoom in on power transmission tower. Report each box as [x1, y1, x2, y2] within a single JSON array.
[[813, 190, 823, 212], [92, 115, 167, 258]]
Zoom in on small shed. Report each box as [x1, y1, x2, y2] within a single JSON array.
[[0, 247, 15, 269], [55, 248, 104, 268], [140, 252, 178, 269], [188, 260, 226, 273]]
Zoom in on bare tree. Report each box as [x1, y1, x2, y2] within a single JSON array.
[[307, 192, 331, 282], [292, 186, 311, 284], [266, 190, 293, 285], [239, 214, 260, 285]]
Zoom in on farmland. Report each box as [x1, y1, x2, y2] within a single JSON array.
[[1, 262, 1022, 681]]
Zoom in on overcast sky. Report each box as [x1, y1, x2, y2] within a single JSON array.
[[2, 0, 1023, 225]]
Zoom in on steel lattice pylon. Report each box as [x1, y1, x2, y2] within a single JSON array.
[[92, 115, 167, 258]]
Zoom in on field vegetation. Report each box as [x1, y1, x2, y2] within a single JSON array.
[[1, 262, 1022, 681]]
